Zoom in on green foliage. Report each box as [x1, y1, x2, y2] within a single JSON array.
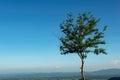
[[60, 12, 107, 59]]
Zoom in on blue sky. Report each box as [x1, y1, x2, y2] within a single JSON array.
[[0, 0, 120, 73]]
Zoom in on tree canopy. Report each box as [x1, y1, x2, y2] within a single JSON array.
[[60, 12, 107, 59]]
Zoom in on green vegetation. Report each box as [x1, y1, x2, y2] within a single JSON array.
[[0, 76, 107, 80], [59, 12, 107, 80], [0, 69, 120, 80]]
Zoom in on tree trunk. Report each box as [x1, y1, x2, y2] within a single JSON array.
[[81, 58, 85, 80]]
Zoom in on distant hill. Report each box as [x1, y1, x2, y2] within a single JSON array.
[[0, 68, 120, 79], [89, 68, 120, 76], [86, 68, 120, 79]]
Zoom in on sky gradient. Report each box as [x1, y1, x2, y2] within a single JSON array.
[[0, 0, 120, 73]]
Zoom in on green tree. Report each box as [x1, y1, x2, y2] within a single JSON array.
[[59, 12, 107, 80]]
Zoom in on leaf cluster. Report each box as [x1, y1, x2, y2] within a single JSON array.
[[60, 13, 107, 59]]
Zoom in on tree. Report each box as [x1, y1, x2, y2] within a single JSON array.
[[59, 12, 107, 80]]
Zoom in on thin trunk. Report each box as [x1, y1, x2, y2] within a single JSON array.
[[81, 58, 85, 80], [78, 53, 85, 80]]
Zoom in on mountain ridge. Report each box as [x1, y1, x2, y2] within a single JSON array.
[[0, 68, 120, 78]]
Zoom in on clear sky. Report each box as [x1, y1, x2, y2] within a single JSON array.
[[0, 0, 120, 73]]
